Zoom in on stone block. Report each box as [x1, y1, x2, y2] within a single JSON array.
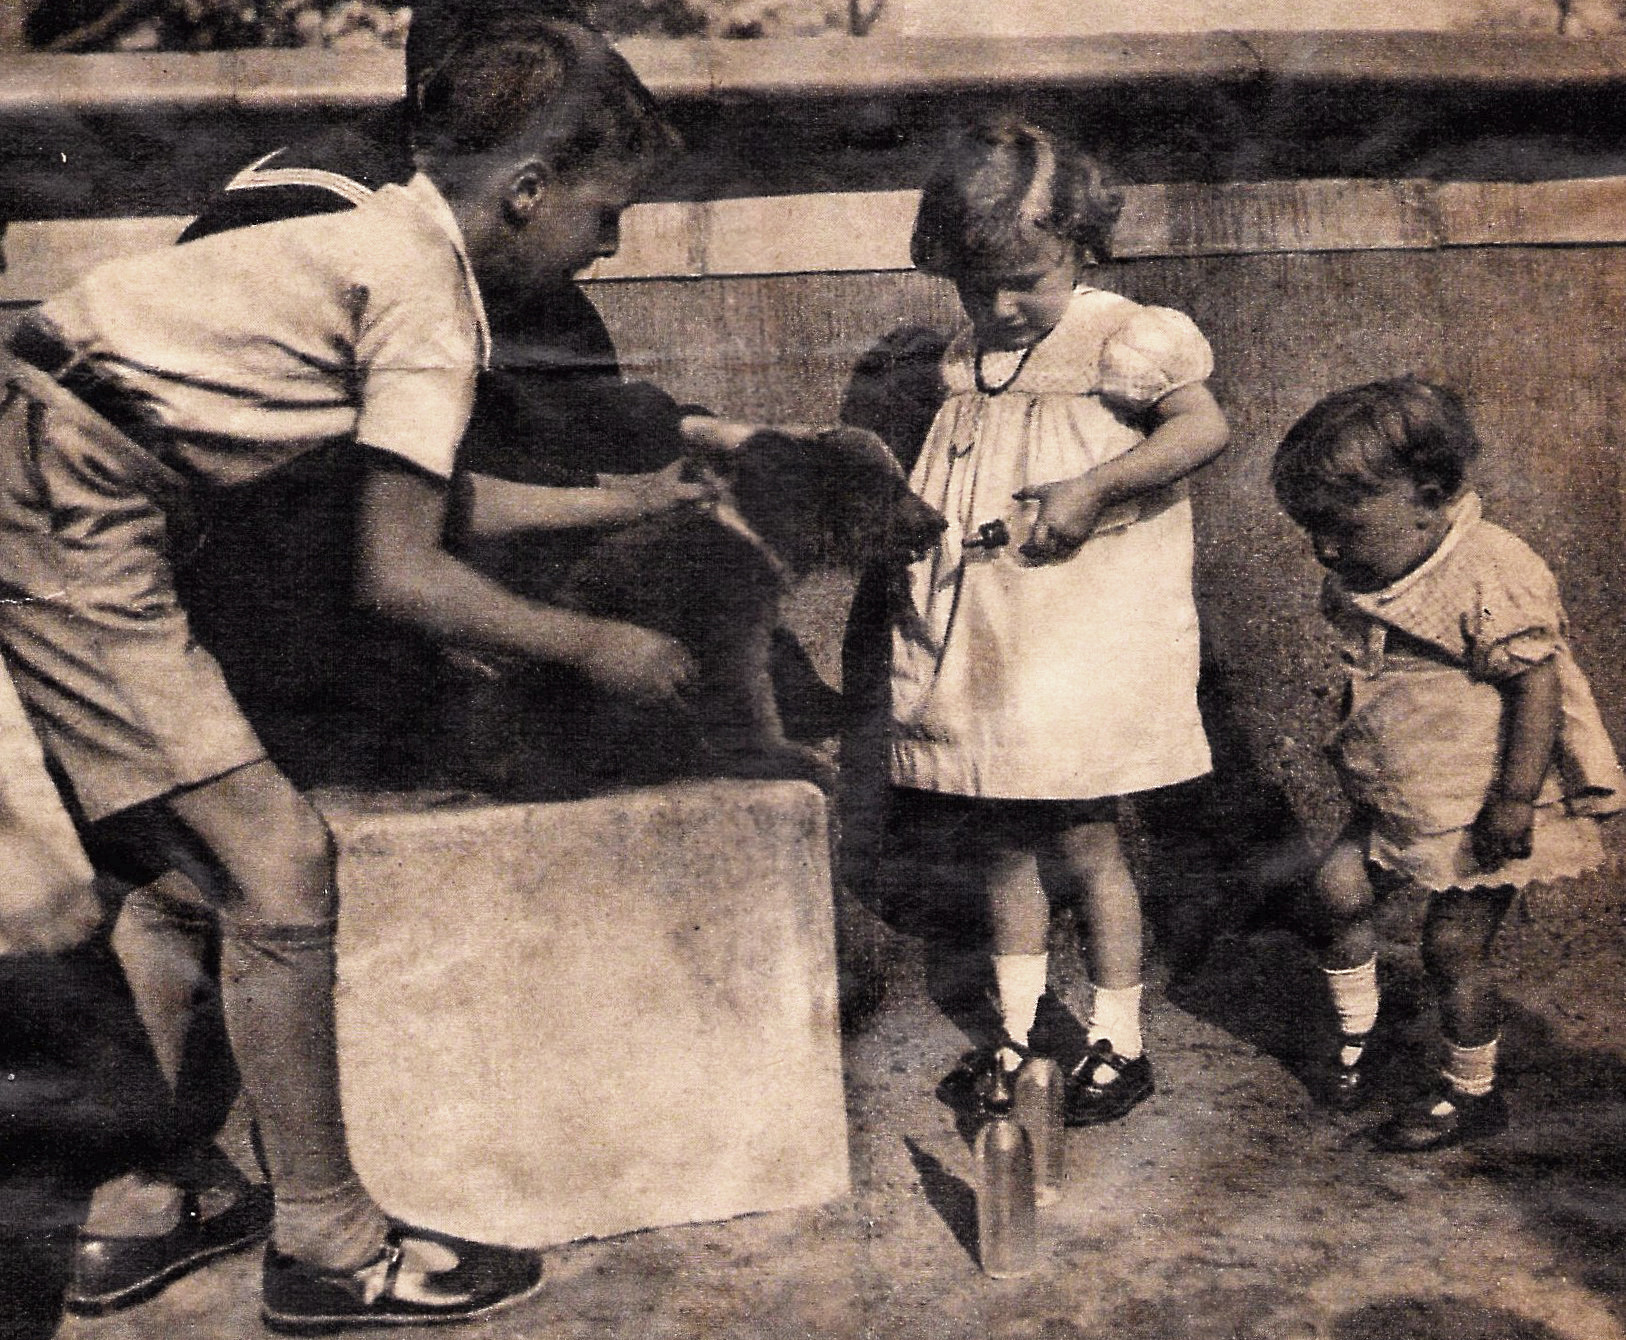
[[316, 781, 851, 1248]]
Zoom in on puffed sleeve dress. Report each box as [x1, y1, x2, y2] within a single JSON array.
[[889, 286, 1216, 800]]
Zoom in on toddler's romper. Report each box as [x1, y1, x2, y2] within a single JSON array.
[[1325, 491, 1625, 890], [891, 286, 1214, 800], [0, 172, 488, 822]]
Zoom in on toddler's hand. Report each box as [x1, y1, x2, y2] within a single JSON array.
[[1471, 795, 1536, 870], [1013, 475, 1105, 562], [577, 621, 697, 703]]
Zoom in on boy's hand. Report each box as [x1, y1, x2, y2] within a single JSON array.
[[577, 621, 697, 702], [1471, 795, 1536, 870], [606, 460, 717, 519], [1014, 475, 1106, 562]]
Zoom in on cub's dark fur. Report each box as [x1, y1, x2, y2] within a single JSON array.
[[437, 426, 944, 799]]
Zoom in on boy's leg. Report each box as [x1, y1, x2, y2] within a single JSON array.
[[161, 761, 388, 1273], [70, 873, 269, 1315], [162, 760, 542, 1326], [1374, 884, 1515, 1152], [1299, 835, 1381, 1110], [1052, 816, 1155, 1125]]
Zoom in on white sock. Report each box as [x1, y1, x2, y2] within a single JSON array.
[[992, 953, 1047, 1061], [1443, 1036, 1499, 1098], [1087, 983, 1144, 1060], [1323, 958, 1379, 1058]]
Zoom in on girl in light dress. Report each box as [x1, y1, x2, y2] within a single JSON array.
[[889, 114, 1230, 1123]]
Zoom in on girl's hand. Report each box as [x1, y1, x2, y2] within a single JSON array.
[[605, 461, 717, 519], [575, 619, 697, 703], [1013, 474, 1106, 561], [1471, 795, 1536, 870]]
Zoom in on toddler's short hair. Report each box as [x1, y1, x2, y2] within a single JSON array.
[[1272, 376, 1482, 524], [406, 3, 678, 171], [910, 112, 1124, 277]]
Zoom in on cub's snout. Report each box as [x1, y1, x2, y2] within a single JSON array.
[[891, 489, 947, 562]]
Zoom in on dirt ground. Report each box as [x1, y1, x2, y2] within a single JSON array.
[[48, 823, 1626, 1340]]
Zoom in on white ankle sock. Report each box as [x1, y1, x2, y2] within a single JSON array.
[[1443, 1036, 1499, 1098], [1323, 958, 1379, 1046], [1087, 983, 1144, 1060], [992, 953, 1047, 1058]]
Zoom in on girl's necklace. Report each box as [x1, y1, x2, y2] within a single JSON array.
[[974, 343, 1035, 395]]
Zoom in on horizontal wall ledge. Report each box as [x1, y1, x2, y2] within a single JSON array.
[[8, 35, 1626, 218], [6, 175, 1626, 304], [3, 33, 1626, 116]]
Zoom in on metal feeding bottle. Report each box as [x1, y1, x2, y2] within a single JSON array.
[[974, 1106, 1037, 1278], [1012, 1057, 1065, 1207]]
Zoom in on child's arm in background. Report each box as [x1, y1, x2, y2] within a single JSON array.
[[1016, 382, 1230, 560], [355, 455, 696, 701], [457, 460, 713, 543], [1471, 657, 1562, 869]]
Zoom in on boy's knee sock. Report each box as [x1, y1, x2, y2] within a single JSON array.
[[218, 917, 386, 1272], [1443, 1035, 1498, 1098], [992, 953, 1046, 1060], [1323, 957, 1379, 1062], [1087, 983, 1143, 1059]]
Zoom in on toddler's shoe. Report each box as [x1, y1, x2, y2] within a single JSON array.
[[1371, 1086, 1508, 1153], [1064, 1039, 1154, 1126], [261, 1221, 544, 1333], [1325, 1031, 1372, 1112]]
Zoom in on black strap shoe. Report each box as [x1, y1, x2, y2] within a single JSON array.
[[67, 1180, 273, 1316], [1326, 1031, 1372, 1113], [1372, 1087, 1508, 1153], [261, 1220, 544, 1333], [1064, 1040, 1155, 1127]]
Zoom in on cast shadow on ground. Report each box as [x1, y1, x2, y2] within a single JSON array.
[[1466, 1005, 1626, 1327], [1330, 1297, 1570, 1340], [902, 1136, 978, 1268]]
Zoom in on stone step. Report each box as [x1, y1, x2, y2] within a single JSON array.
[[317, 780, 850, 1248]]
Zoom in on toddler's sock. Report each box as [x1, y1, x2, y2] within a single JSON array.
[[1442, 1036, 1499, 1099], [991, 953, 1047, 1069], [1323, 957, 1379, 1066], [1087, 983, 1144, 1059]]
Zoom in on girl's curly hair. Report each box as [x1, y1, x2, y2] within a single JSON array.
[[910, 112, 1124, 277]]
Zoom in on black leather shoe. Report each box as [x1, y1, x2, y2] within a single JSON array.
[[940, 1040, 1029, 1119], [67, 1181, 273, 1315], [1326, 1032, 1372, 1112], [261, 1220, 543, 1333], [1064, 1040, 1155, 1126], [1372, 1087, 1508, 1153]]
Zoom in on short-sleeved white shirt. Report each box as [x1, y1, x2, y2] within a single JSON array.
[[38, 172, 489, 486]]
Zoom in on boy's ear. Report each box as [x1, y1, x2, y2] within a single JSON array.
[[502, 159, 553, 226]]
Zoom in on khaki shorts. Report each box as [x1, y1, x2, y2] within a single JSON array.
[[0, 354, 266, 822]]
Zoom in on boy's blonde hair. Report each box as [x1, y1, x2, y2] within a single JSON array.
[[911, 112, 1123, 277], [406, 4, 679, 172]]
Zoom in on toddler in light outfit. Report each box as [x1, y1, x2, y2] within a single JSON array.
[[1272, 377, 1624, 1150]]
